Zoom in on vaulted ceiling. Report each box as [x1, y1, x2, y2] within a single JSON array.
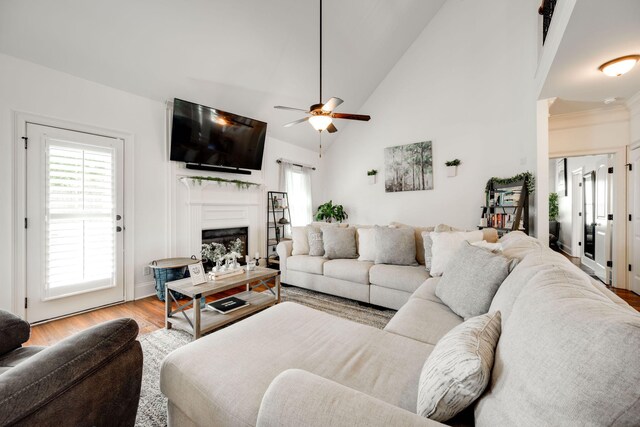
[[0, 0, 446, 150]]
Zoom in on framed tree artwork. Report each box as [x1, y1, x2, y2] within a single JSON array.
[[556, 158, 567, 196], [384, 141, 433, 193]]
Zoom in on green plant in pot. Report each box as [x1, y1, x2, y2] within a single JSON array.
[[549, 192, 560, 248], [314, 200, 348, 223], [549, 192, 559, 221], [445, 159, 461, 177], [367, 169, 377, 184]]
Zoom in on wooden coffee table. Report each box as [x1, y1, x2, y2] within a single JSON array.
[[165, 267, 281, 340]]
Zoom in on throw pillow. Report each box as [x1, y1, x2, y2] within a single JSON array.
[[322, 227, 357, 259], [291, 226, 310, 256], [436, 242, 517, 319], [429, 230, 484, 276], [374, 226, 417, 266], [417, 311, 502, 422], [357, 228, 376, 261], [471, 240, 503, 252], [422, 224, 463, 271], [390, 222, 435, 265], [307, 226, 324, 256]]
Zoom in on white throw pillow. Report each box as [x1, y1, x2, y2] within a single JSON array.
[[417, 311, 502, 422], [357, 228, 376, 261], [429, 230, 483, 276], [291, 226, 310, 255], [471, 240, 503, 252]]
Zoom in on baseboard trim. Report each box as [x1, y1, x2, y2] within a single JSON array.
[[134, 281, 157, 300]]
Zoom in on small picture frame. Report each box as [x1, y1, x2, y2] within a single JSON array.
[[188, 262, 207, 285], [556, 158, 568, 197]]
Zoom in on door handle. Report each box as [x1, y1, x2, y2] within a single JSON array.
[[116, 214, 122, 221], [116, 226, 123, 232]]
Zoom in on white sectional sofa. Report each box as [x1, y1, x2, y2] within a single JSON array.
[[161, 232, 640, 426], [277, 224, 496, 309]]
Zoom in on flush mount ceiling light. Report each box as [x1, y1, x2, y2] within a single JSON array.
[[598, 55, 640, 77]]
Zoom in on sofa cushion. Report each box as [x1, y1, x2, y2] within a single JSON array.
[[429, 230, 484, 277], [475, 266, 640, 426], [161, 302, 435, 427], [0, 310, 31, 356], [357, 228, 377, 262], [323, 259, 373, 285], [498, 231, 542, 260], [489, 248, 566, 322], [291, 226, 310, 256], [410, 278, 443, 304], [375, 227, 418, 266], [307, 227, 324, 256], [418, 311, 501, 422], [436, 242, 516, 320], [384, 298, 463, 345], [287, 255, 328, 275], [322, 227, 357, 259], [369, 264, 430, 293]]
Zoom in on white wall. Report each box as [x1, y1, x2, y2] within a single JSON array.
[[630, 92, 640, 144], [0, 53, 319, 311], [320, 0, 539, 230]]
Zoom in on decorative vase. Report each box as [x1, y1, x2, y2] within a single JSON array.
[[446, 166, 457, 177], [368, 175, 376, 185]]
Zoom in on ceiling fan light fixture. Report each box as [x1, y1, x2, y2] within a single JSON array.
[[598, 55, 640, 77], [309, 115, 332, 131]]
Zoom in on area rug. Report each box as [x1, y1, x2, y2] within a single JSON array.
[[135, 286, 397, 427]]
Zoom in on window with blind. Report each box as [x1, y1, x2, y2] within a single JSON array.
[[45, 141, 116, 298]]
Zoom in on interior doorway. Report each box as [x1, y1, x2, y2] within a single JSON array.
[[549, 154, 614, 284]]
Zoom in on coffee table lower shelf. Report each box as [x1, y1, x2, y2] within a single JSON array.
[[167, 290, 276, 337]]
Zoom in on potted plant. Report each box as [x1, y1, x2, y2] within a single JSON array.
[[314, 200, 348, 223], [201, 242, 227, 272], [549, 192, 560, 249], [367, 169, 378, 185], [445, 159, 461, 177]]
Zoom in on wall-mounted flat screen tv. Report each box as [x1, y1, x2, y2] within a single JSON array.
[[170, 98, 267, 171]]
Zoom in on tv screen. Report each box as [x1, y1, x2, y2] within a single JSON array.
[[170, 98, 267, 170]]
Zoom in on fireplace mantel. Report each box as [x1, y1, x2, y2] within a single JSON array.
[[172, 175, 265, 261]]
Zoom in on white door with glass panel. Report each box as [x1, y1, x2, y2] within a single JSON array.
[[26, 124, 124, 323], [630, 145, 640, 295]]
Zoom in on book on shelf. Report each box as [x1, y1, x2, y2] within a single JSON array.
[[207, 296, 249, 314]]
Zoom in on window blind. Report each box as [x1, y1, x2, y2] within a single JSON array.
[[45, 143, 115, 293]]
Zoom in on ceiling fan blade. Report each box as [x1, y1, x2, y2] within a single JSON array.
[[326, 122, 338, 133], [274, 106, 310, 113], [321, 97, 344, 112], [283, 117, 310, 127], [331, 113, 371, 121]]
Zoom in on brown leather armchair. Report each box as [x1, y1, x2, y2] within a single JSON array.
[[0, 310, 143, 427]]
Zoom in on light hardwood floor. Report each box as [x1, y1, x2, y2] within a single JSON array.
[[26, 281, 639, 347], [26, 285, 249, 346]]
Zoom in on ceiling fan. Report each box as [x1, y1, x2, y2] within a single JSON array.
[[274, 0, 371, 134]]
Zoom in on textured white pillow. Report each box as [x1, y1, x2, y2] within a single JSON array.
[[429, 230, 483, 276], [357, 228, 376, 261], [417, 311, 502, 422], [291, 226, 310, 255], [471, 240, 503, 252]]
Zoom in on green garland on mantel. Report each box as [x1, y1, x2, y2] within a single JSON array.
[[185, 176, 261, 190], [485, 171, 535, 194]]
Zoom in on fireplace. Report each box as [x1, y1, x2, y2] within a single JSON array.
[[202, 227, 249, 264]]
